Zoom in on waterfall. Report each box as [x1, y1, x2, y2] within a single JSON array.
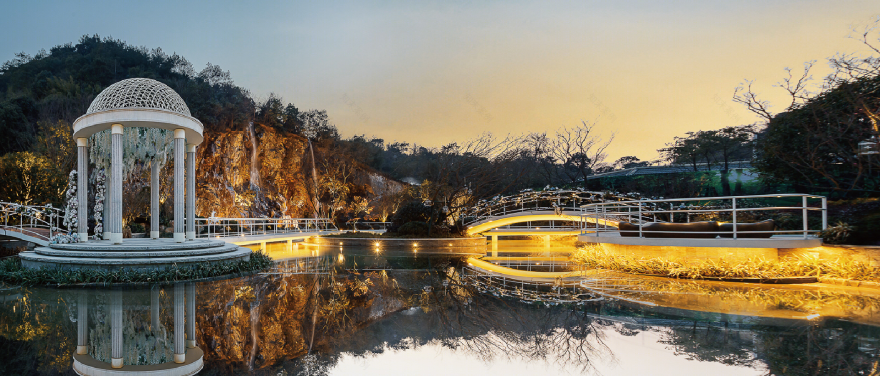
[[246, 121, 260, 189]]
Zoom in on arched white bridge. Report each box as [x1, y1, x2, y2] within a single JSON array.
[[461, 189, 641, 237]]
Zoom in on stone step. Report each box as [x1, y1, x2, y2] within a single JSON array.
[[34, 243, 241, 259], [49, 238, 227, 251], [19, 247, 252, 271]]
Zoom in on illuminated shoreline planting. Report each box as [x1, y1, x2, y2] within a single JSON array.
[[571, 244, 880, 282]]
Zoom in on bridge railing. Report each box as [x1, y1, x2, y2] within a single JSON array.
[[579, 193, 827, 239], [195, 217, 337, 238], [1, 202, 66, 241], [494, 221, 580, 230], [462, 190, 614, 226]]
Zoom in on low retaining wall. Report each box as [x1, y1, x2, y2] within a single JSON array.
[[311, 236, 486, 251], [585, 240, 880, 267]]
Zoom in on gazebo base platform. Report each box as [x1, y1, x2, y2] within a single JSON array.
[[73, 347, 203, 376], [19, 238, 251, 271]]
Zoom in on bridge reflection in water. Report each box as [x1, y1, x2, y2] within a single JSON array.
[[2, 253, 880, 375]]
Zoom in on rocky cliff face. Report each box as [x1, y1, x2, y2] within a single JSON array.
[[193, 123, 403, 220], [196, 123, 311, 218]]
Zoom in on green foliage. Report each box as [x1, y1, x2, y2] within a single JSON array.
[[128, 222, 146, 233], [0, 34, 256, 152], [754, 75, 880, 197], [389, 201, 432, 231], [592, 171, 730, 198], [397, 221, 429, 237], [657, 125, 755, 196], [0, 251, 273, 286], [0, 151, 67, 205]]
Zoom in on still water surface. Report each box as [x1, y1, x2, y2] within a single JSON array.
[[2, 243, 880, 375]]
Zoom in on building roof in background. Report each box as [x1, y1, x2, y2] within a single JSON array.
[[588, 161, 753, 180]]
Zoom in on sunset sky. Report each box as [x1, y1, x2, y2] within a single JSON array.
[[1, 1, 877, 161]]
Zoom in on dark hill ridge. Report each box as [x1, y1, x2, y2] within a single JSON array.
[[0, 35, 405, 223]]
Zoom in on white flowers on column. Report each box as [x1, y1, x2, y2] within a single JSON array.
[[89, 127, 172, 183], [55, 170, 79, 244], [94, 169, 106, 240]]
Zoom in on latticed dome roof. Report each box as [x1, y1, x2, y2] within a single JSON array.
[[87, 78, 191, 116]]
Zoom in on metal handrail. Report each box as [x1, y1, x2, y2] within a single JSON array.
[[461, 189, 627, 226], [461, 189, 618, 226], [579, 193, 827, 240], [0, 202, 67, 240], [193, 217, 337, 238]]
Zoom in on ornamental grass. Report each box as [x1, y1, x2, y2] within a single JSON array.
[[571, 244, 880, 282], [0, 251, 273, 287]]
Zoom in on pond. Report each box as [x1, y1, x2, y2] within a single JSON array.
[[1, 242, 879, 375]]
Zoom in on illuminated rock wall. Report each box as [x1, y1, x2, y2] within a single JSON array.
[[195, 124, 310, 218]]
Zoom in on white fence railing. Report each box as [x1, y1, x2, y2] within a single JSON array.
[[195, 217, 336, 238], [462, 189, 620, 226], [1, 202, 66, 241], [493, 221, 580, 230], [579, 193, 827, 240]]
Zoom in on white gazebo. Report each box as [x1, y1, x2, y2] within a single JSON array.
[[19, 78, 252, 271], [72, 78, 202, 244]]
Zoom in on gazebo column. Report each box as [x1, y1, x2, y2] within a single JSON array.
[[174, 130, 186, 243], [150, 285, 160, 332], [76, 138, 89, 242], [186, 144, 196, 241], [103, 177, 110, 240], [110, 290, 123, 368], [76, 292, 88, 355], [173, 283, 186, 363], [186, 282, 196, 348], [151, 158, 160, 239], [110, 124, 123, 244]]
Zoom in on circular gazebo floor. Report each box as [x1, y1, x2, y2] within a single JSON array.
[[19, 238, 251, 271], [73, 347, 203, 376]]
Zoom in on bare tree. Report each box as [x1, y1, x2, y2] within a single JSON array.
[[731, 17, 880, 195], [419, 133, 524, 235], [550, 120, 614, 189]]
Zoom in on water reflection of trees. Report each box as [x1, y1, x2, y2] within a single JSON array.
[[4, 264, 880, 375]]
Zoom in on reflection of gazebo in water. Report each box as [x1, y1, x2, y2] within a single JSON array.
[[73, 284, 202, 374], [19, 79, 251, 270]]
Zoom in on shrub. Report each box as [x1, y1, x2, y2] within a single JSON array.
[[129, 222, 146, 233], [0, 251, 274, 286], [820, 221, 854, 244], [389, 201, 432, 232], [397, 221, 429, 237]]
